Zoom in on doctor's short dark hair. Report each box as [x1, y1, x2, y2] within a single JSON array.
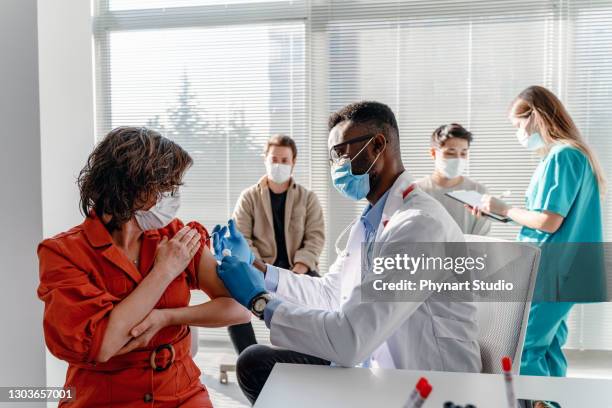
[[77, 126, 192, 230], [431, 123, 473, 147], [328, 101, 400, 150]]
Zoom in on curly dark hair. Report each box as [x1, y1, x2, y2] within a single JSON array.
[[78, 126, 192, 230]]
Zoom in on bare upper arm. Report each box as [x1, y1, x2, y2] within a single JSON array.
[[197, 246, 230, 299]]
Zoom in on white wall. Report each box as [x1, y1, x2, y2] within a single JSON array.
[[0, 0, 46, 405], [0, 0, 96, 402], [36, 0, 97, 393]]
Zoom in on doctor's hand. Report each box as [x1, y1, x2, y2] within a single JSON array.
[[117, 309, 170, 355], [479, 194, 510, 216], [212, 219, 254, 264], [217, 256, 266, 309]]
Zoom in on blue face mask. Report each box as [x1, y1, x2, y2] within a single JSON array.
[[516, 128, 545, 151], [330, 137, 385, 201]]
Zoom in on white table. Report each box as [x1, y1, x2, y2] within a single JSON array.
[[254, 363, 612, 407]]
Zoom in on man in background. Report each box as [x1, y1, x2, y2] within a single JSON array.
[[227, 134, 325, 354], [417, 123, 490, 235]]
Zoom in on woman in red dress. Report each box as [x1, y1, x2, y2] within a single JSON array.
[[37, 127, 251, 407]]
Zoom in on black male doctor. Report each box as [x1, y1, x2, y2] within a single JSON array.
[[214, 101, 481, 404]]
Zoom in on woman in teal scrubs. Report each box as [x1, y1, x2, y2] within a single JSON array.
[[478, 85, 606, 377]]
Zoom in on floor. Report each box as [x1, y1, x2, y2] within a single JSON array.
[[196, 339, 250, 408], [195, 320, 272, 408], [565, 349, 612, 379], [196, 333, 612, 408]]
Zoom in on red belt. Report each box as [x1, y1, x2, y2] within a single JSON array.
[[77, 331, 191, 372]]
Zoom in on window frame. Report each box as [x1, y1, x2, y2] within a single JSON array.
[[93, 0, 612, 352]]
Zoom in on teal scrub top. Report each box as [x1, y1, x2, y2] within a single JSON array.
[[518, 144, 606, 302], [518, 143, 602, 243]]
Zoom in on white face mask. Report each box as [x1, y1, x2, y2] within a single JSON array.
[[134, 191, 181, 231], [435, 154, 467, 179], [516, 128, 545, 151], [265, 160, 293, 184]]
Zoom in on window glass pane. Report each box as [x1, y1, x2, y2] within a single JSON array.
[[96, 0, 612, 353], [105, 23, 306, 228], [311, 3, 554, 245]]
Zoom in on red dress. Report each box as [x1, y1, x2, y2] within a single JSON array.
[[37, 213, 214, 407]]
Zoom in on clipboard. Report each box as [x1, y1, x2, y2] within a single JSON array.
[[444, 190, 511, 223]]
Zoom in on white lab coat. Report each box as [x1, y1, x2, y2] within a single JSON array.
[[268, 171, 482, 372]]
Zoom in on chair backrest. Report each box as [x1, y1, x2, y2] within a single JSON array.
[[464, 234, 540, 374]]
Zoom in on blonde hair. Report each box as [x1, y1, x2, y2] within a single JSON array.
[[510, 85, 606, 196]]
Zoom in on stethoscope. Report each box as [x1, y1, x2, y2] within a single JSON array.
[[334, 219, 358, 257], [334, 218, 377, 275]]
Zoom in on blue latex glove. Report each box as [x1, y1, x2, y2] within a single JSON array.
[[212, 219, 254, 264], [217, 256, 266, 309]]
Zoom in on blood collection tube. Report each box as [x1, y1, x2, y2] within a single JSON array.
[[502, 356, 518, 408], [404, 377, 432, 408]]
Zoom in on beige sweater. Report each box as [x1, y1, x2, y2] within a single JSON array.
[[232, 176, 325, 271], [416, 175, 491, 236]]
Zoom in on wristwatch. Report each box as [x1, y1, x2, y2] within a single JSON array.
[[250, 292, 272, 319]]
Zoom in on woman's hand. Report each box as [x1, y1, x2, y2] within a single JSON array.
[[154, 226, 201, 280], [479, 194, 510, 216], [117, 309, 170, 355], [95, 228, 199, 363], [466, 204, 483, 218], [118, 299, 251, 356]]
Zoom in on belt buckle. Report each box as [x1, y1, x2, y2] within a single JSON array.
[[149, 344, 175, 372]]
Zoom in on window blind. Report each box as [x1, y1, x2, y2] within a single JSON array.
[[309, 0, 557, 252], [308, 0, 612, 351], [94, 0, 612, 351], [94, 0, 307, 344], [95, 14, 307, 231], [561, 0, 612, 350]]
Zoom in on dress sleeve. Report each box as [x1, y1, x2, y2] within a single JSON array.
[[185, 221, 210, 290], [37, 240, 117, 365], [530, 147, 586, 217]]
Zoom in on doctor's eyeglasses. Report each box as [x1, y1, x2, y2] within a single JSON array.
[[328, 133, 377, 166]]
